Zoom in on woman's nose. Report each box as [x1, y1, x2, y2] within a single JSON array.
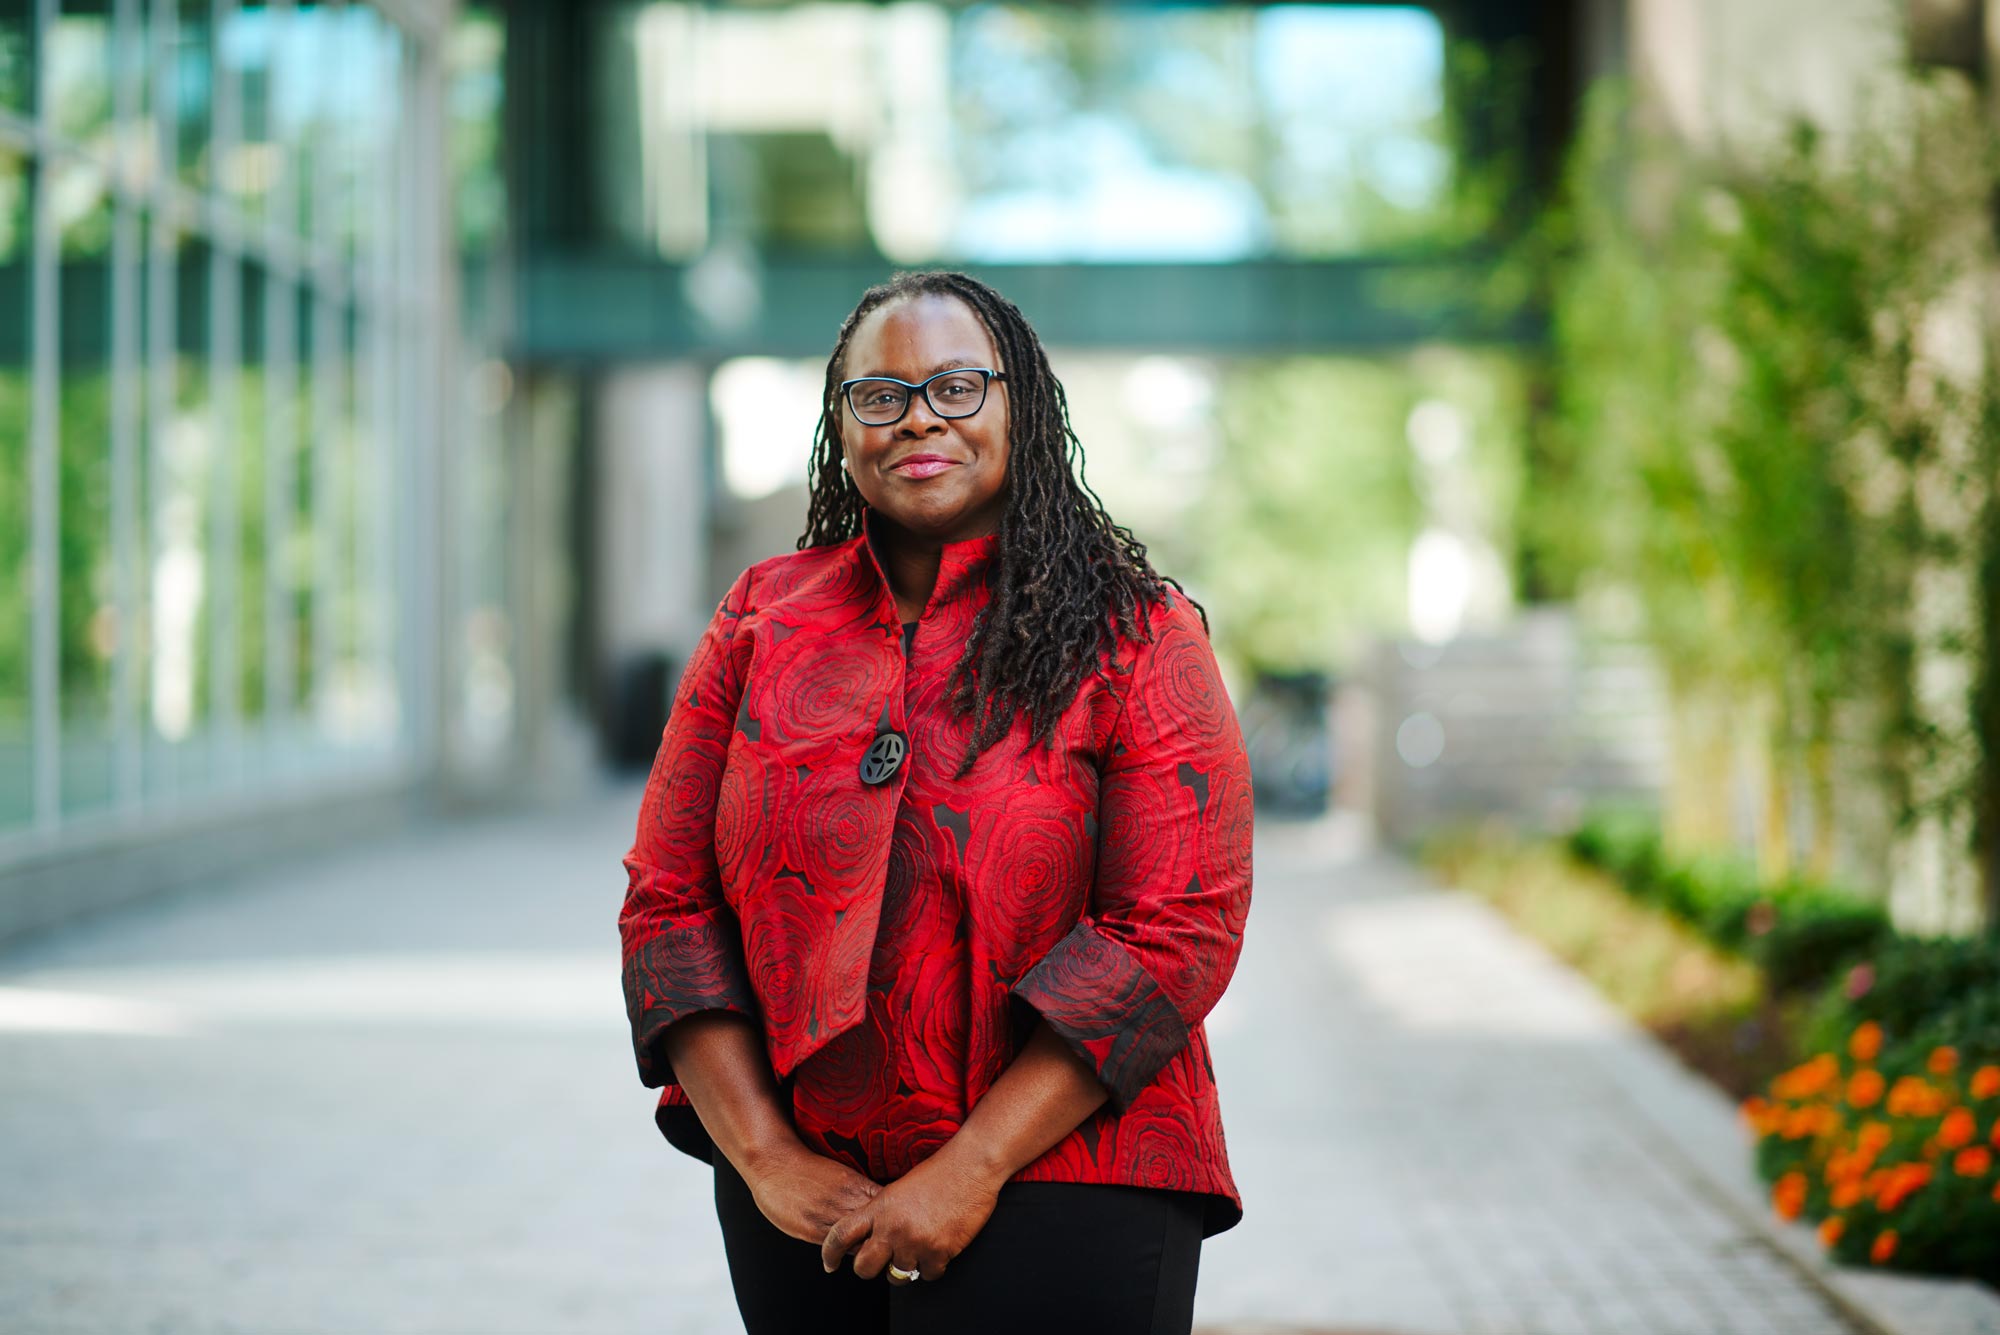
[[897, 392, 948, 434]]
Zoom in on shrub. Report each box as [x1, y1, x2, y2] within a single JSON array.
[[1748, 942, 2000, 1280], [1572, 807, 1890, 994]]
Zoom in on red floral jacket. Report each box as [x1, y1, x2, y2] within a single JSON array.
[[619, 515, 1254, 1236]]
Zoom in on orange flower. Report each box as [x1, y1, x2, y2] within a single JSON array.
[[1875, 1163, 1933, 1211], [1972, 1066, 2000, 1100], [1782, 1107, 1825, 1140], [1991, 1117, 2000, 1149], [1831, 1180, 1865, 1209], [1954, 1147, 1992, 1177], [1888, 1077, 1947, 1118], [1871, 1229, 1898, 1263], [1847, 1069, 1884, 1109], [1819, 1216, 1845, 1247], [1775, 1053, 1841, 1100], [1928, 1046, 1959, 1076], [1858, 1121, 1892, 1155], [1850, 1023, 1884, 1063], [1939, 1108, 1977, 1150], [1993, 1180, 2000, 1203], [1740, 1095, 1771, 1126], [1772, 1171, 1809, 1220]]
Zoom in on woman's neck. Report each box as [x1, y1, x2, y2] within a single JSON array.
[[880, 542, 943, 624]]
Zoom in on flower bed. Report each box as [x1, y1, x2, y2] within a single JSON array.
[[1565, 807, 2000, 1282]]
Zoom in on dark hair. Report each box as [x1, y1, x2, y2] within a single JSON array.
[[799, 270, 1203, 776]]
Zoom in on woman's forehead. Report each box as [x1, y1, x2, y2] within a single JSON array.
[[846, 294, 998, 377]]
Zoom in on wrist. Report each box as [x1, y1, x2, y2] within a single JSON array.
[[935, 1127, 1015, 1191], [729, 1123, 806, 1183]]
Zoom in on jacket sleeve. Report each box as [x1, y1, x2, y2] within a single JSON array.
[[1008, 594, 1255, 1111], [619, 566, 761, 1091]]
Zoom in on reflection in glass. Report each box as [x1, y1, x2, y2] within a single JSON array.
[[222, 2, 279, 222], [611, 2, 1454, 262], [237, 260, 266, 728], [0, 0, 33, 116], [149, 233, 212, 793], [55, 161, 115, 815], [280, 4, 326, 245], [51, 7, 114, 150], [449, 11, 506, 255], [337, 300, 396, 749], [0, 150, 30, 827], [290, 283, 315, 719], [174, 0, 213, 190]]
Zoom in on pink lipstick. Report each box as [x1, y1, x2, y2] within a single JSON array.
[[892, 454, 959, 479]]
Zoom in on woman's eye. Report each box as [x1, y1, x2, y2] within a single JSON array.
[[934, 378, 977, 400]]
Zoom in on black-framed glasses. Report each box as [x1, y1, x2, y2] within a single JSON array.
[[839, 368, 1008, 427]]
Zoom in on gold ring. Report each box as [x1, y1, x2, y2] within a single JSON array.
[[886, 1263, 921, 1283]]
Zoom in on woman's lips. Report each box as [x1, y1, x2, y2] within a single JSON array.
[[891, 455, 960, 479]]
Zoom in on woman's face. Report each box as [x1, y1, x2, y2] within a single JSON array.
[[837, 294, 1011, 546]]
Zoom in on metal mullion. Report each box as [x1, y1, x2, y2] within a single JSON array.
[[145, 0, 175, 801], [109, 0, 145, 812], [263, 0, 296, 745], [310, 285, 339, 747], [396, 34, 430, 767], [29, 0, 60, 829], [365, 30, 398, 751], [208, 0, 242, 781]]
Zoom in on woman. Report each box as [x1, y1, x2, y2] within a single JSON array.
[[618, 271, 1253, 1335]]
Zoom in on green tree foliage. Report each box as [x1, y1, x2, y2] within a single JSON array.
[[1530, 74, 2000, 918]]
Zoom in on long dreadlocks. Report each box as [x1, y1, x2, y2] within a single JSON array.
[[799, 270, 1206, 778]]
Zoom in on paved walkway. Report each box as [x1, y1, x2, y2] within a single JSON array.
[[0, 785, 1923, 1334]]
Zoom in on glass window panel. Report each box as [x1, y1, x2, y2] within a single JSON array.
[[148, 232, 212, 794], [221, 2, 278, 222], [0, 147, 31, 828], [236, 258, 264, 727], [289, 281, 313, 720], [51, 4, 115, 150], [335, 5, 394, 271], [111, 0, 153, 189], [173, 0, 213, 191], [55, 158, 116, 814], [448, 10, 506, 256], [311, 297, 356, 752], [0, 0, 35, 117], [281, 3, 327, 246], [608, 2, 1454, 262]]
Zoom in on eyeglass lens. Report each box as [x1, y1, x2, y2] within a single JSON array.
[[847, 371, 990, 425]]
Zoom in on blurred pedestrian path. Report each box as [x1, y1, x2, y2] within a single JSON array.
[[0, 786, 1907, 1334]]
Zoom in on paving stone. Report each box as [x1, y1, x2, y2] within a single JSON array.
[[0, 793, 1907, 1334]]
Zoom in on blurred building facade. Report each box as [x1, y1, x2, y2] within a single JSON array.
[[8, 0, 1997, 940], [0, 0, 455, 937]]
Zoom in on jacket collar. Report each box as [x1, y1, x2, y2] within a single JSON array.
[[859, 507, 1001, 619]]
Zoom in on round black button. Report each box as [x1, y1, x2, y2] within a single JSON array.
[[860, 730, 908, 785]]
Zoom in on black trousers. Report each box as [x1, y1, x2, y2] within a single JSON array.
[[712, 1150, 1205, 1335]]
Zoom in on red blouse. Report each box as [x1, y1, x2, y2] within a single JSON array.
[[619, 515, 1254, 1236]]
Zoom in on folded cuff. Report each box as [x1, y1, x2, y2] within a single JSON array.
[[1008, 920, 1191, 1110], [623, 911, 760, 1088]]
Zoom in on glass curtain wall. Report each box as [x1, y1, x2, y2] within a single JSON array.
[[598, 2, 1456, 263], [0, 0, 441, 847]]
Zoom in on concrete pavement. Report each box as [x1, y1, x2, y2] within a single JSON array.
[[0, 784, 1981, 1333]]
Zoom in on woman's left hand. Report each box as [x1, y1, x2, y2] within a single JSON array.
[[820, 1143, 1002, 1284]]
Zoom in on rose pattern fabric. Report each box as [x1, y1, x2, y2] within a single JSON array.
[[618, 512, 1254, 1237]]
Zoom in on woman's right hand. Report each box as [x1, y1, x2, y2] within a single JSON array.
[[738, 1139, 884, 1245]]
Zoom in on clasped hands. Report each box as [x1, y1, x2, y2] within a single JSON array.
[[741, 1137, 1002, 1285]]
